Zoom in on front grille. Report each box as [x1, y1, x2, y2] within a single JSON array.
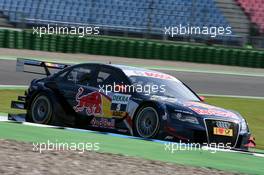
[[205, 119, 239, 147]]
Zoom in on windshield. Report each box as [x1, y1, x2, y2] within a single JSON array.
[[129, 76, 200, 101]]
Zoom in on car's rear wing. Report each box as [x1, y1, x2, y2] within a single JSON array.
[[16, 58, 69, 76]]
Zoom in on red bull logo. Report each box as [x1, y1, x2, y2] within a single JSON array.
[[184, 102, 238, 118], [90, 117, 115, 129], [74, 87, 102, 116]]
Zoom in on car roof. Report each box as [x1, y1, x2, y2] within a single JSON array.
[[74, 63, 180, 82], [112, 64, 154, 72], [111, 64, 180, 82]]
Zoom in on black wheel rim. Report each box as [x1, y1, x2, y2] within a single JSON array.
[[136, 107, 159, 138], [32, 96, 51, 123]]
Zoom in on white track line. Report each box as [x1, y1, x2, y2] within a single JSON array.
[[200, 94, 264, 100], [0, 85, 28, 89], [0, 115, 8, 121]]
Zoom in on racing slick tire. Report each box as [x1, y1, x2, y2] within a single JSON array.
[[27, 92, 58, 125], [134, 105, 161, 139]]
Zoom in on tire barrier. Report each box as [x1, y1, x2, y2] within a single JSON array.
[[0, 29, 263, 68]]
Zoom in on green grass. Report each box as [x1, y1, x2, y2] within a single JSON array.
[[0, 122, 263, 175], [0, 90, 263, 149], [0, 89, 26, 114]]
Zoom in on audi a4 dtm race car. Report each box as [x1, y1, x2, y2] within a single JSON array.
[[11, 58, 255, 149]]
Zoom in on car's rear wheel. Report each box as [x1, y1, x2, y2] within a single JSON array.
[[28, 93, 54, 124], [134, 106, 160, 138]]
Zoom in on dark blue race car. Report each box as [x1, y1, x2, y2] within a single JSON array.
[[11, 58, 255, 149]]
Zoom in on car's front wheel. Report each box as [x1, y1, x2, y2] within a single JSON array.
[[134, 106, 160, 139], [28, 93, 54, 124]]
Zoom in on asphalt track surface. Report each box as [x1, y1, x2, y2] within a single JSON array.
[[0, 59, 264, 97]]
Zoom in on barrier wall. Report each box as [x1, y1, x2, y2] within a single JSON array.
[[0, 29, 263, 68]]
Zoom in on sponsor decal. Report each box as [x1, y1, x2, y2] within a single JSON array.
[[74, 87, 102, 116], [112, 94, 131, 104], [112, 111, 127, 118], [90, 117, 115, 129], [144, 72, 174, 80], [185, 102, 215, 109], [213, 127, 233, 137], [184, 102, 238, 118], [123, 70, 179, 81], [189, 107, 237, 118], [100, 95, 112, 118], [111, 94, 131, 114]]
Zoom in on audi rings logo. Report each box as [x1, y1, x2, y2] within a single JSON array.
[[216, 121, 231, 129]]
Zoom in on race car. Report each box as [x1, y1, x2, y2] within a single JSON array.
[[11, 58, 255, 149]]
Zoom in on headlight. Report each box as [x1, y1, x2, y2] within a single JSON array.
[[171, 113, 199, 124], [240, 119, 248, 133]]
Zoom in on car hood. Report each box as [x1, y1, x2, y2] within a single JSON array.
[[181, 101, 241, 120], [149, 95, 242, 121]]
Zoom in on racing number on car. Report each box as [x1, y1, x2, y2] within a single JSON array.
[[116, 103, 121, 111], [111, 94, 131, 113]]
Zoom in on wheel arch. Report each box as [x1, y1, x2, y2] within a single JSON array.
[[26, 88, 56, 110], [132, 100, 166, 138], [132, 100, 166, 123], [26, 87, 75, 126]]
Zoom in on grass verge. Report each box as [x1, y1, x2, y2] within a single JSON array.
[[0, 89, 26, 114], [0, 89, 263, 149]]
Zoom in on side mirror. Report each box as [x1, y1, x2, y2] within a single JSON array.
[[199, 96, 205, 102]]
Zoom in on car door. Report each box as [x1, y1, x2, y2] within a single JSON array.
[[55, 64, 98, 117], [93, 65, 132, 119]]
